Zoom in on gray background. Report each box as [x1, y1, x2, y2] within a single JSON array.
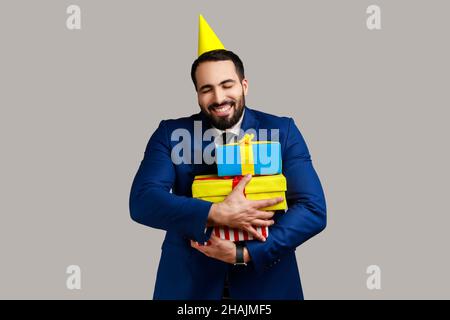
[[1, 0, 449, 299]]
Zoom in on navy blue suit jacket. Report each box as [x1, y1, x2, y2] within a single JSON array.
[[129, 106, 326, 300]]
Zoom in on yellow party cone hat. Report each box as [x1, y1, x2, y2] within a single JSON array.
[[198, 14, 225, 57]]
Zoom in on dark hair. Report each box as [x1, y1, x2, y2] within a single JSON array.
[[190, 49, 245, 91]]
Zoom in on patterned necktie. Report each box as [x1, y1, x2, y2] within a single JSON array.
[[221, 132, 237, 145]]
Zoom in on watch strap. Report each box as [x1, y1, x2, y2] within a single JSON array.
[[234, 241, 247, 266]]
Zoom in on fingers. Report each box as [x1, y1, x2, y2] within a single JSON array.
[[191, 240, 211, 247], [251, 219, 275, 227], [209, 234, 219, 243], [246, 225, 266, 242], [191, 234, 221, 248], [253, 210, 275, 220], [232, 174, 252, 194], [251, 197, 284, 210]]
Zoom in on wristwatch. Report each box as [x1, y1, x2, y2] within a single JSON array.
[[234, 241, 247, 266]]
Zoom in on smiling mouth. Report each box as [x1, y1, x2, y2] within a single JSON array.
[[210, 103, 233, 117]]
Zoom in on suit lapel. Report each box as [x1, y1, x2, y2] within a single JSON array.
[[191, 111, 215, 176], [239, 106, 260, 140]]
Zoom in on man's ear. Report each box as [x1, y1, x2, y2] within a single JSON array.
[[241, 78, 249, 96]]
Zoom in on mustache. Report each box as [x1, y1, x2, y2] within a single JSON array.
[[208, 100, 235, 111]]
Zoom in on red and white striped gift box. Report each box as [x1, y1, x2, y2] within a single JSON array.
[[212, 226, 268, 241], [197, 226, 269, 246]]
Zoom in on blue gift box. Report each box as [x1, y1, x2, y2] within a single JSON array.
[[216, 134, 282, 176]]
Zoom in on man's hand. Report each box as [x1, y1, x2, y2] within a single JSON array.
[[191, 235, 251, 264], [207, 174, 283, 241]]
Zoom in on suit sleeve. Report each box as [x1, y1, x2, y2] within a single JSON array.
[[129, 120, 213, 243], [245, 118, 327, 275]]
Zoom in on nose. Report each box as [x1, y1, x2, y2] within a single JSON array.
[[212, 87, 226, 105]]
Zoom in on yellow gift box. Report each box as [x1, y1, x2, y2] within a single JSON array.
[[192, 174, 287, 211]]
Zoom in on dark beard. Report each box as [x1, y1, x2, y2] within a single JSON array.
[[204, 94, 245, 130]]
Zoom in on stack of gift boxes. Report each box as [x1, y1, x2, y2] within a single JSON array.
[[192, 133, 287, 243]]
